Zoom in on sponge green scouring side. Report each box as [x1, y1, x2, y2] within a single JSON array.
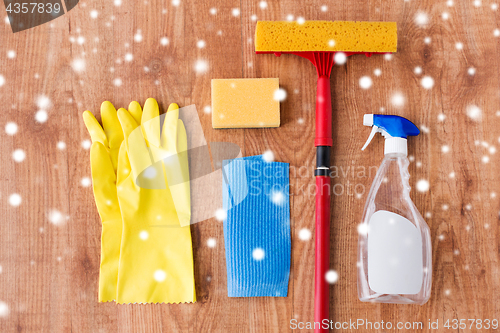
[[255, 20, 397, 53]]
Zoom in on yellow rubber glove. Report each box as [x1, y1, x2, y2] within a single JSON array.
[[115, 99, 195, 304], [82, 101, 124, 302], [136, 98, 191, 227]]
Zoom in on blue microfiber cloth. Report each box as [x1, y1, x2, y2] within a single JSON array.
[[222, 155, 291, 297]]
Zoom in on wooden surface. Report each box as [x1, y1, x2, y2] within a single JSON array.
[[1, 0, 500, 332]]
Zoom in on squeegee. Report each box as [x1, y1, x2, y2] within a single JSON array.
[[255, 20, 397, 332]]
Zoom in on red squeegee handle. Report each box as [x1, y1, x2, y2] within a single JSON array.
[[314, 76, 332, 332], [256, 50, 378, 332]]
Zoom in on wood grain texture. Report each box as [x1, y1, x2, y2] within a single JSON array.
[[0, 0, 499, 332]]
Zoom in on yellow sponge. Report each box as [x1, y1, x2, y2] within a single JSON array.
[[211, 78, 280, 129], [255, 21, 397, 53]]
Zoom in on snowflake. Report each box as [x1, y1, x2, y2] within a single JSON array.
[[273, 88, 287, 101], [81, 140, 91, 149], [359, 76, 372, 89], [196, 40, 206, 48], [468, 67, 476, 75], [81, 177, 91, 187], [391, 93, 405, 107], [8, 193, 21, 206], [172, 0, 180, 6], [271, 191, 285, 205], [259, 1, 267, 9], [5, 122, 18, 135], [203, 106, 211, 114], [298, 228, 312, 241], [421, 76, 434, 89], [36, 95, 51, 109], [209, 7, 217, 15], [286, 14, 294, 21], [134, 30, 143, 42], [357, 223, 369, 235], [90, 10, 98, 18], [12, 149, 26, 162], [414, 12, 429, 26], [297, 17, 305, 24], [113, 78, 123, 86], [232, 8, 240, 17], [373, 68, 381, 76], [71, 58, 85, 72], [207, 238, 216, 248], [215, 208, 227, 221], [160, 37, 169, 46], [334, 52, 347, 65], [262, 150, 274, 162], [7, 50, 16, 59], [154, 269, 167, 282], [441, 145, 450, 153], [321, 5, 328, 12], [48, 209, 64, 225], [35, 110, 48, 123], [424, 37, 431, 44], [0, 301, 9, 318], [252, 248, 265, 261], [0, 75, 4, 87], [466, 105, 482, 121], [455, 42, 463, 50], [325, 270, 338, 284], [416, 179, 430, 192], [194, 60, 208, 73]]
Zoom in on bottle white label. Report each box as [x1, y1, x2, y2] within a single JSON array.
[[368, 210, 423, 295]]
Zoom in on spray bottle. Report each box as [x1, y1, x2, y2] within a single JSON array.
[[357, 114, 432, 305]]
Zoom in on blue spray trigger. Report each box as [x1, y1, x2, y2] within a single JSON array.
[[362, 114, 420, 154], [371, 114, 420, 138]]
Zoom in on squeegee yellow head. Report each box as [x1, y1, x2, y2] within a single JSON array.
[[255, 20, 397, 53]]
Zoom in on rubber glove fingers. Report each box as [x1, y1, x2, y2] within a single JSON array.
[[128, 101, 143, 125], [83, 110, 109, 148], [101, 101, 123, 150], [141, 98, 161, 148], [82, 101, 123, 172], [161, 103, 180, 152], [117, 108, 162, 189]]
